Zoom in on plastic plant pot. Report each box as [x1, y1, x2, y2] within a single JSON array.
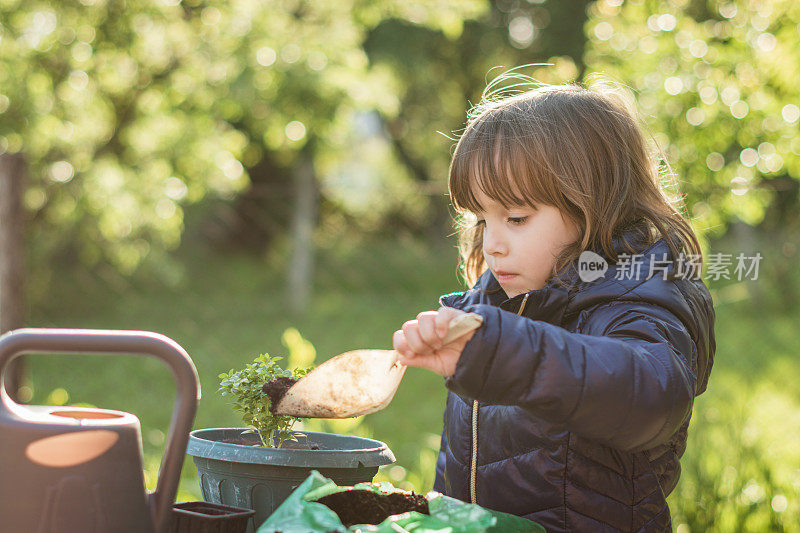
[[186, 428, 395, 533], [171, 501, 256, 533]]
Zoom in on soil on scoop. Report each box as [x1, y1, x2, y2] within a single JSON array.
[[262, 376, 299, 414], [315, 489, 429, 527]]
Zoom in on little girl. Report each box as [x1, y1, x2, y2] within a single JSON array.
[[393, 79, 716, 532]]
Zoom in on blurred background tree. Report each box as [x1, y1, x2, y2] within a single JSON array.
[[0, 0, 601, 312], [4, 0, 797, 307], [0, 0, 485, 307], [359, 0, 591, 237]]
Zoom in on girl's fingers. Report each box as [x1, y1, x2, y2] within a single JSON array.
[[397, 345, 458, 377], [392, 329, 414, 359], [416, 311, 443, 349], [401, 319, 437, 355], [398, 352, 430, 371], [394, 308, 470, 376], [393, 330, 430, 370]]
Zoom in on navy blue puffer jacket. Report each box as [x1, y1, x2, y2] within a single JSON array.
[[433, 226, 716, 532]]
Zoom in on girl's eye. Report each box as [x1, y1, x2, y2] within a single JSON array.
[[508, 216, 528, 225]]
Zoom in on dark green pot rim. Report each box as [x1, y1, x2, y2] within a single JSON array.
[[187, 428, 395, 468]]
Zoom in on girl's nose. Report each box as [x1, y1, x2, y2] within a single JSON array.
[[482, 225, 507, 256]]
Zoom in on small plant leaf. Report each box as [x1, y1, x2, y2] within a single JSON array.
[[219, 351, 312, 448]]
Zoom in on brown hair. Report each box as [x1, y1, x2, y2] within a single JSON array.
[[448, 73, 702, 289]]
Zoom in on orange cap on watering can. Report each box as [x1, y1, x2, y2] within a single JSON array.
[[0, 329, 200, 533]]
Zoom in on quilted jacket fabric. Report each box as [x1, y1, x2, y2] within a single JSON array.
[[432, 225, 716, 532]]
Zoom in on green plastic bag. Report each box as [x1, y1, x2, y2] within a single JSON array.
[[257, 470, 546, 533]]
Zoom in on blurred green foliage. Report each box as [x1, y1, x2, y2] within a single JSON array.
[[1, 0, 249, 272], [669, 367, 800, 531], [1, 0, 605, 288], [0, 0, 484, 283], [3, 0, 798, 285], [584, 0, 800, 239]]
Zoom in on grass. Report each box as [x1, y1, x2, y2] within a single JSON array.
[[25, 231, 462, 501], [667, 298, 800, 532], [20, 228, 800, 530]]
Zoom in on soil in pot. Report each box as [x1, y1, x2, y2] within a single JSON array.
[[314, 489, 429, 527], [217, 430, 321, 450], [262, 376, 298, 413]]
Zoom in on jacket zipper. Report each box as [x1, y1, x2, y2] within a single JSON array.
[[469, 292, 530, 504]]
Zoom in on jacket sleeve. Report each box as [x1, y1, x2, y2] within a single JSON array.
[[444, 301, 699, 453]]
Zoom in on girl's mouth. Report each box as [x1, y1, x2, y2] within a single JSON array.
[[494, 271, 518, 282]]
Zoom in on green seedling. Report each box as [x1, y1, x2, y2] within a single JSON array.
[[219, 353, 311, 447]]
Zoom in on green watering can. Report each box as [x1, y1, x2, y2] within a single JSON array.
[[0, 328, 200, 533]]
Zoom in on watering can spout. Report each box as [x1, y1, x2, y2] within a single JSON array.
[[0, 328, 200, 533]]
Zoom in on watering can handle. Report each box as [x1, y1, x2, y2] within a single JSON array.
[[0, 328, 200, 533]]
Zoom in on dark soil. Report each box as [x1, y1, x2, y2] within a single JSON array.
[[262, 376, 299, 413], [315, 489, 429, 527], [217, 432, 321, 450]]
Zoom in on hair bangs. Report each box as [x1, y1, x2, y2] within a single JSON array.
[[449, 118, 552, 215]]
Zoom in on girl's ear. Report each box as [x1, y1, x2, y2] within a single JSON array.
[[562, 213, 582, 243]]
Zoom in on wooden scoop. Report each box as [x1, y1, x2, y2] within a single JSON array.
[[272, 312, 483, 418]]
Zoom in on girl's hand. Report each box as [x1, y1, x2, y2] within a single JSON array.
[[392, 306, 477, 377]]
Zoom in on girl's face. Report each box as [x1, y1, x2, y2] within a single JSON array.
[[472, 187, 580, 298]]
